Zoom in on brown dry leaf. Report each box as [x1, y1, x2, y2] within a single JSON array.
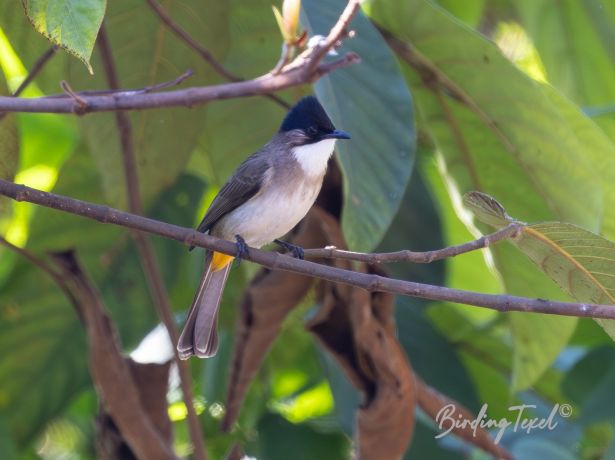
[[50, 251, 176, 460], [306, 213, 416, 460], [97, 360, 172, 460], [416, 377, 512, 460], [222, 206, 334, 430]]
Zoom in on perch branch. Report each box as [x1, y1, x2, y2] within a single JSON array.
[[2, 179, 615, 320], [303, 223, 522, 263], [97, 25, 207, 460], [0, 1, 361, 115]]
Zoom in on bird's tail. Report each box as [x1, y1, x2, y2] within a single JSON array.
[[177, 252, 233, 359]]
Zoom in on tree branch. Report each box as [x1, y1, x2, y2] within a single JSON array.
[[144, 0, 289, 109], [97, 24, 207, 460], [0, 2, 361, 115], [303, 223, 522, 263], [2, 179, 615, 320]]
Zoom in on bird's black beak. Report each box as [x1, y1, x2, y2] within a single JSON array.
[[325, 129, 351, 140]]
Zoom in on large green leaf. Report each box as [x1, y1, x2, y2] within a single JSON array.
[[70, 0, 223, 209], [515, 0, 615, 142], [436, 0, 485, 28], [302, 0, 415, 252], [465, 192, 615, 341], [21, 0, 106, 73], [367, 0, 614, 390]]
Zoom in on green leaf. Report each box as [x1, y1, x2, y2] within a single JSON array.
[[302, 0, 415, 251], [71, 0, 226, 209], [368, 0, 603, 228], [367, 0, 610, 391], [515, 0, 615, 142], [436, 0, 485, 28], [467, 192, 615, 341], [21, 0, 107, 73], [517, 222, 615, 340]]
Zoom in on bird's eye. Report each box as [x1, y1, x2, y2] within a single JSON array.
[[307, 126, 318, 136]]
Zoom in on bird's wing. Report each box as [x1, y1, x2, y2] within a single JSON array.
[[196, 152, 270, 233]]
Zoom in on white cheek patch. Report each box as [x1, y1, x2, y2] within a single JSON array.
[[292, 138, 336, 176]]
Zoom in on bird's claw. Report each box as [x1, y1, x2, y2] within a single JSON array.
[[274, 239, 305, 260], [235, 235, 249, 267]]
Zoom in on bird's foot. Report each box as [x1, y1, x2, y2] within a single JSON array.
[[234, 234, 250, 267], [274, 239, 305, 260]]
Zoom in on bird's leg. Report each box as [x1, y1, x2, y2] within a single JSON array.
[[234, 234, 250, 267], [274, 239, 305, 260]]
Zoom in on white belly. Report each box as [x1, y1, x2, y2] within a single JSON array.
[[213, 178, 322, 248]]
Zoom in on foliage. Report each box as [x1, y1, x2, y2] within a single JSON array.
[[1, 0, 615, 459]]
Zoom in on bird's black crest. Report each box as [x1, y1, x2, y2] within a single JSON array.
[[279, 96, 336, 133]]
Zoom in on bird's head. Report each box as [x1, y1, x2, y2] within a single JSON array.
[[279, 96, 350, 146]]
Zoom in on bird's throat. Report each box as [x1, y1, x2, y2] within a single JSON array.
[[291, 138, 336, 176]]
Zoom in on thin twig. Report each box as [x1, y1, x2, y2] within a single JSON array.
[[0, 236, 60, 279], [42, 70, 194, 100], [3, 179, 615, 321], [0, 2, 361, 115], [13, 46, 58, 97], [0, 235, 78, 306], [141, 69, 194, 93], [145, 0, 290, 109], [97, 25, 207, 460], [303, 0, 361, 76], [303, 223, 522, 263], [60, 80, 88, 113]]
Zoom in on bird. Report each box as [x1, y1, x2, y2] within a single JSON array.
[[178, 96, 350, 359]]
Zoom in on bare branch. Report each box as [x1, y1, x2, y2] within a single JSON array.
[[97, 24, 207, 460], [0, 2, 362, 115], [303, 223, 522, 264], [3, 179, 615, 321], [59, 80, 88, 113]]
